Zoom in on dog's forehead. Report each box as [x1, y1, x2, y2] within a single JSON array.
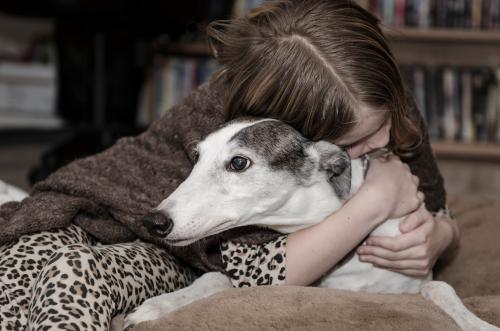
[[198, 118, 310, 174], [229, 119, 310, 174], [229, 119, 304, 147], [199, 119, 270, 150]]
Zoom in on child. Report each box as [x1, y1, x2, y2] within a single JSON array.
[[208, 0, 459, 287]]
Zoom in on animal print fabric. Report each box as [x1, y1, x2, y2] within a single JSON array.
[[0, 224, 196, 331], [219, 206, 452, 289], [220, 235, 287, 287]]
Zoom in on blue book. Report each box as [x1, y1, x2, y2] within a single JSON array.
[[384, 0, 396, 25]]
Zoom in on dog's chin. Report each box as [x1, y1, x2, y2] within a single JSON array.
[[164, 238, 198, 247], [164, 220, 237, 247]]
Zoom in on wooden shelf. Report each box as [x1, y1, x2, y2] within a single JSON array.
[[159, 28, 500, 67], [384, 28, 500, 44], [0, 112, 63, 130], [386, 28, 500, 67], [432, 141, 500, 161]]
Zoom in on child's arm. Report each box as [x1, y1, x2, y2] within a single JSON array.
[[285, 155, 422, 285], [220, 156, 423, 287]]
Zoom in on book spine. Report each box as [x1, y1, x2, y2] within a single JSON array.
[[435, 0, 446, 28], [429, 0, 437, 27], [472, 0, 483, 29], [423, 66, 434, 129], [496, 69, 500, 141], [384, 0, 396, 26], [418, 0, 430, 27], [464, 0, 472, 28], [481, 0, 491, 29], [414, 66, 428, 122], [461, 69, 475, 142], [472, 68, 490, 141], [486, 75, 498, 140], [436, 67, 445, 139], [453, 67, 463, 141], [493, 0, 500, 28], [405, 0, 414, 26], [371, 0, 384, 20], [458, 0, 466, 28], [428, 66, 441, 139], [395, 0, 407, 27], [443, 67, 457, 140]]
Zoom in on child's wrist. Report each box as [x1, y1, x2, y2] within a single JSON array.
[[436, 215, 459, 255], [430, 214, 459, 266], [348, 184, 388, 227]]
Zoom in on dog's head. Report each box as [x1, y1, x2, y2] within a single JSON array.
[[144, 118, 356, 246]]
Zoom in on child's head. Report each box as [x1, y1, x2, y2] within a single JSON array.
[[207, 0, 421, 157]]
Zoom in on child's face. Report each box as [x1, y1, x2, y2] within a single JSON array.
[[334, 109, 391, 159]]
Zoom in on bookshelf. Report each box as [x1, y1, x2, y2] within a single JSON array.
[[386, 27, 500, 161], [386, 27, 500, 67], [159, 28, 500, 66], [385, 28, 500, 43], [156, 27, 500, 161], [432, 141, 500, 161]]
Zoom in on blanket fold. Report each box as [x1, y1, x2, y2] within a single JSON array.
[[0, 77, 281, 272]]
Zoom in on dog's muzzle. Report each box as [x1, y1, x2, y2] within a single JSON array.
[[143, 212, 173, 237]]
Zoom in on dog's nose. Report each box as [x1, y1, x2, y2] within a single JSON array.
[[143, 212, 174, 237]]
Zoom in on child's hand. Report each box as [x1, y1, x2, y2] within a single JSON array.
[[356, 204, 455, 276]]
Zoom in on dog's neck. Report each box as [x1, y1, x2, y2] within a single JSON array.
[[255, 159, 365, 233]]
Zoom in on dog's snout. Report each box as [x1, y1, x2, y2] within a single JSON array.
[[143, 212, 173, 238]]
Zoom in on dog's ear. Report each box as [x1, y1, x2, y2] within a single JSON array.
[[312, 141, 352, 200]]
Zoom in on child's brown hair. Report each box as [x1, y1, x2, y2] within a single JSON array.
[[207, 0, 422, 155]]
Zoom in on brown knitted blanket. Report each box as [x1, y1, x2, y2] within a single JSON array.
[[0, 78, 279, 272], [0, 75, 446, 272]]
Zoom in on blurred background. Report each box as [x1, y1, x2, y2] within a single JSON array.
[[0, 0, 499, 197]]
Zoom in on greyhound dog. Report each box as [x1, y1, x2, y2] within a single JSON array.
[[124, 118, 498, 331]]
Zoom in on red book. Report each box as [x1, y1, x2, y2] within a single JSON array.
[[395, 0, 407, 27]]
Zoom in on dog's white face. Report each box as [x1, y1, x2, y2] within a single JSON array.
[[150, 119, 355, 246]]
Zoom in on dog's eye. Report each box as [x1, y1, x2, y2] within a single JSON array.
[[228, 156, 251, 172]]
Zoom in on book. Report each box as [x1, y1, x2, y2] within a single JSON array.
[[472, 0, 483, 29], [453, 67, 463, 140], [471, 68, 491, 141], [461, 69, 475, 142], [359, 0, 500, 29], [395, 0, 407, 27], [418, 0, 431, 27], [0, 62, 56, 115], [496, 69, 500, 141], [486, 75, 499, 139], [413, 66, 427, 122], [384, 0, 396, 26], [137, 56, 220, 125], [443, 67, 458, 140]]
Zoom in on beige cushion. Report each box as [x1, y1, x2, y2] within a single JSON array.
[[115, 195, 500, 330]]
